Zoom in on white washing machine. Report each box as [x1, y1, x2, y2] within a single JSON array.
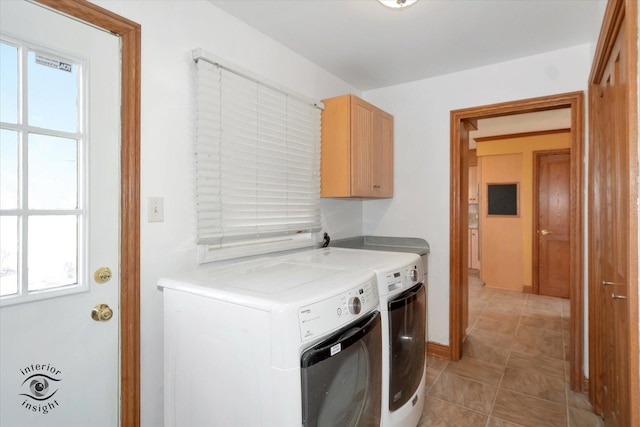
[[159, 257, 383, 427], [282, 248, 427, 427]]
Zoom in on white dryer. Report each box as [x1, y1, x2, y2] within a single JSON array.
[[282, 248, 427, 427], [159, 257, 383, 427]]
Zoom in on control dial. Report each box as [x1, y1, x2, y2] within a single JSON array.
[[348, 297, 362, 315], [409, 268, 419, 282]]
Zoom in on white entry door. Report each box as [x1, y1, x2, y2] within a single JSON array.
[[0, 1, 121, 426]]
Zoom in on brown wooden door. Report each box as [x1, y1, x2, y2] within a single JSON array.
[[590, 9, 631, 427], [535, 151, 571, 298]]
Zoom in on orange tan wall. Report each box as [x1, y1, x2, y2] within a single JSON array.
[[477, 131, 571, 291]]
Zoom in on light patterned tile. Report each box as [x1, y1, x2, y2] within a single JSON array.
[[568, 407, 605, 427], [481, 311, 521, 324], [468, 314, 482, 331], [475, 316, 519, 336], [425, 367, 441, 391], [469, 307, 485, 318], [516, 324, 563, 341], [507, 351, 565, 379], [418, 396, 488, 427], [512, 334, 564, 360], [524, 297, 563, 313], [519, 313, 563, 331], [492, 389, 567, 427], [427, 355, 448, 371], [448, 278, 585, 427], [484, 302, 524, 316], [567, 389, 593, 411], [500, 367, 566, 404], [427, 371, 497, 414], [488, 417, 526, 427], [467, 328, 514, 349], [492, 289, 527, 301], [444, 355, 504, 386], [522, 304, 566, 318], [463, 336, 510, 366]]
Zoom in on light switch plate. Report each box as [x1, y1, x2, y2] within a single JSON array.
[[148, 197, 164, 222]]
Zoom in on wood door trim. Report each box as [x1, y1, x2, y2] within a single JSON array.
[[532, 149, 570, 296], [474, 128, 571, 143], [450, 91, 584, 393], [587, 0, 639, 423], [33, 1, 141, 426], [426, 342, 452, 360]]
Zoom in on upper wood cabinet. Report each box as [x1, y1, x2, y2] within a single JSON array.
[[321, 94, 393, 198], [468, 165, 478, 203]]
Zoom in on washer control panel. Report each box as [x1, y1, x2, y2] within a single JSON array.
[[298, 278, 378, 341], [381, 262, 423, 295]]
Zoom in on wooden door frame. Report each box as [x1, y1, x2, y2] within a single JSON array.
[[587, 0, 638, 422], [532, 149, 571, 296], [450, 91, 585, 392], [33, 1, 141, 425]]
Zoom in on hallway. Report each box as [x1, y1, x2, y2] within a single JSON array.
[[419, 275, 603, 426]]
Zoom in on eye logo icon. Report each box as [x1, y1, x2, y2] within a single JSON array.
[[21, 374, 59, 401], [18, 363, 63, 415], [31, 378, 48, 396]]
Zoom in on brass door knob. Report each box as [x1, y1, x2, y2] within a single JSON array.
[[94, 267, 112, 284], [539, 229, 554, 236], [91, 304, 113, 322]]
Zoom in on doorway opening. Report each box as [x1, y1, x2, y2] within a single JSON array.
[[449, 92, 585, 392]]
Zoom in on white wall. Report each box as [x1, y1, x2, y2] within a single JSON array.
[[361, 44, 594, 346], [91, 2, 361, 425]]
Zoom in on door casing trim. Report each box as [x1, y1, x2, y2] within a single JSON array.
[[33, 1, 141, 425], [450, 91, 584, 392]]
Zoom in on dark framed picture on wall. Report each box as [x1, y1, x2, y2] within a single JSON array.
[[487, 183, 519, 216]]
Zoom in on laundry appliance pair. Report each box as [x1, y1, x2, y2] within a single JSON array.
[[159, 247, 426, 427]]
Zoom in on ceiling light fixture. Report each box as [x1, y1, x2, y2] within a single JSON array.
[[378, 0, 418, 9]]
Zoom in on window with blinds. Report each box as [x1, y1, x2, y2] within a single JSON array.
[[195, 56, 322, 262]]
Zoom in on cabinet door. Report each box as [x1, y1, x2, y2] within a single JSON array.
[[468, 229, 473, 267], [470, 229, 480, 270], [374, 109, 393, 197], [468, 166, 478, 203], [350, 97, 393, 198], [350, 97, 376, 197]]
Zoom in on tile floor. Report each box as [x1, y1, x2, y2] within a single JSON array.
[[417, 274, 604, 427]]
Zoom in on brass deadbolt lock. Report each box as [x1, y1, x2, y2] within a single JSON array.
[[94, 267, 112, 284], [91, 304, 113, 322]]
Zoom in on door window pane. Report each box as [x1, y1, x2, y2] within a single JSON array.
[[28, 134, 78, 209], [28, 215, 78, 291], [0, 43, 18, 124], [1, 39, 85, 304], [27, 50, 79, 133], [1, 129, 19, 209], [0, 216, 18, 297]]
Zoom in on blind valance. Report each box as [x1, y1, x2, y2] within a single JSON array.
[[195, 58, 322, 247]]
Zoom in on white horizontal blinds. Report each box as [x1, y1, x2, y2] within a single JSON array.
[[196, 60, 321, 246]]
